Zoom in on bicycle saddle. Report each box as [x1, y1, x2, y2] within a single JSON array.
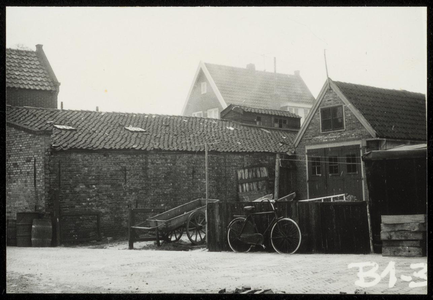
[[243, 206, 255, 212]]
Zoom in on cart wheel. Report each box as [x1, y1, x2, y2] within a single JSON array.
[[167, 227, 184, 242], [186, 210, 206, 245]]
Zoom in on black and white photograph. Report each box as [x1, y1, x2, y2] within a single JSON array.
[[5, 6, 427, 294]]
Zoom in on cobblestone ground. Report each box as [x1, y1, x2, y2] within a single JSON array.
[[6, 246, 427, 294]]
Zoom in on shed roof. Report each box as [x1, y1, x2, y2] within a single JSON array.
[[6, 46, 59, 91], [333, 81, 426, 141], [221, 104, 301, 119], [6, 105, 297, 153]]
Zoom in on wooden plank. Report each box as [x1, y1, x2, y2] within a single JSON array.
[[382, 246, 424, 257], [381, 222, 426, 232], [382, 240, 425, 248], [380, 231, 425, 241], [381, 214, 425, 224]]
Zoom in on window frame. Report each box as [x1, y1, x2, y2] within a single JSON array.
[[320, 105, 345, 133], [346, 153, 358, 174], [311, 156, 322, 176], [273, 117, 288, 128], [201, 82, 207, 94], [328, 156, 339, 176], [206, 108, 219, 119], [192, 111, 203, 117]]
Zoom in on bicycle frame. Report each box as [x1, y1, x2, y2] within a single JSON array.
[[236, 199, 283, 245]]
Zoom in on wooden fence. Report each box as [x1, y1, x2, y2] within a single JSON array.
[[207, 201, 370, 254]]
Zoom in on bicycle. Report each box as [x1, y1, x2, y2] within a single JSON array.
[[227, 198, 301, 254]]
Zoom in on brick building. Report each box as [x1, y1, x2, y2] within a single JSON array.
[[6, 105, 297, 242], [181, 62, 315, 124], [6, 44, 60, 108], [293, 79, 426, 201]]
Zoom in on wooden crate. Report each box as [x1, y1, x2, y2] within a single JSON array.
[[381, 214, 426, 257]]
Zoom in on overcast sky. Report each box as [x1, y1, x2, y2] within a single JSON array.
[[7, 7, 426, 115]]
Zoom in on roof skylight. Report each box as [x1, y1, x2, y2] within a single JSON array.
[[125, 126, 146, 132]]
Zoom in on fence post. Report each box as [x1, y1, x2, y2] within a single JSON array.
[[128, 209, 135, 249]]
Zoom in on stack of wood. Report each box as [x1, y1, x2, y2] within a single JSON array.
[[380, 214, 426, 257]]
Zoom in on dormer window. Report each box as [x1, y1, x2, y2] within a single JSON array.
[[321, 105, 344, 132], [274, 118, 287, 129], [207, 108, 219, 119], [201, 82, 207, 94]]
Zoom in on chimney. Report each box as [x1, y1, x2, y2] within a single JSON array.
[[36, 44, 43, 53], [294, 70, 300, 76], [246, 63, 255, 71], [96, 106, 99, 112], [60, 102, 63, 110]]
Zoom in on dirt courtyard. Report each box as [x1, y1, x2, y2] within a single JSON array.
[[6, 240, 427, 294]]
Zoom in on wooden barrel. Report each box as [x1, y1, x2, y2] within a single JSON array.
[[32, 218, 53, 247], [7, 219, 17, 246], [16, 212, 42, 247]]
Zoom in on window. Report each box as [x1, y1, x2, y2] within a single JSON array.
[[256, 116, 262, 126], [201, 82, 207, 94], [311, 157, 321, 176], [328, 156, 339, 175], [274, 118, 287, 128], [192, 111, 203, 117], [207, 108, 219, 119], [321, 106, 344, 132], [346, 154, 358, 174]]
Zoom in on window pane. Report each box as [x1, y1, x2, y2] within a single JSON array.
[[346, 154, 357, 173], [321, 107, 331, 120], [311, 157, 321, 176], [322, 119, 332, 131], [334, 117, 344, 129], [329, 156, 339, 175]]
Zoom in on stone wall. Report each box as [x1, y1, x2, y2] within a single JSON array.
[[6, 126, 51, 219], [48, 150, 278, 240]]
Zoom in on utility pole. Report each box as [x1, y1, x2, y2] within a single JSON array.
[[274, 153, 280, 200], [205, 143, 209, 244]]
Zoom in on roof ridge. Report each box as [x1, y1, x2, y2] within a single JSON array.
[[204, 62, 296, 77], [333, 80, 425, 96], [6, 48, 36, 53]]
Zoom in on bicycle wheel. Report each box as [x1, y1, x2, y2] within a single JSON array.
[[227, 218, 253, 253], [270, 218, 301, 254]]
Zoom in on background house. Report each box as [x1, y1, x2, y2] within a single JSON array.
[[181, 62, 315, 123], [6, 44, 60, 108], [6, 105, 297, 243], [293, 79, 426, 202], [220, 104, 301, 130]]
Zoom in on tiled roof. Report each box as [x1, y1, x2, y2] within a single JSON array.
[[334, 81, 426, 141], [205, 63, 315, 110], [6, 48, 57, 91], [6, 106, 296, 153], [222, 104, 301, 118]]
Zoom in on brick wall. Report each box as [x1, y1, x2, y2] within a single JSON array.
[[6, 126, 51, 219], [294, 88, 372, 200], [7, 88, 58, 108], [48, 150, 278, 241]]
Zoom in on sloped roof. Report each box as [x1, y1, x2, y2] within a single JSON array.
[[6, 106, 296, 153], [6, 47, 58, 91], [221, 104, 301, 119], [333, 81, 426, 141], [205, 63, 315, 110]]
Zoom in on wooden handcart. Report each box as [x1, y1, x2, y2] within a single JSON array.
[[128, 198, 219, 249]]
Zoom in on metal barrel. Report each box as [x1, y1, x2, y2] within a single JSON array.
[[16, 212, 42, 247], [7, 219, 17, 246], [32, 218, 53, 247]]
